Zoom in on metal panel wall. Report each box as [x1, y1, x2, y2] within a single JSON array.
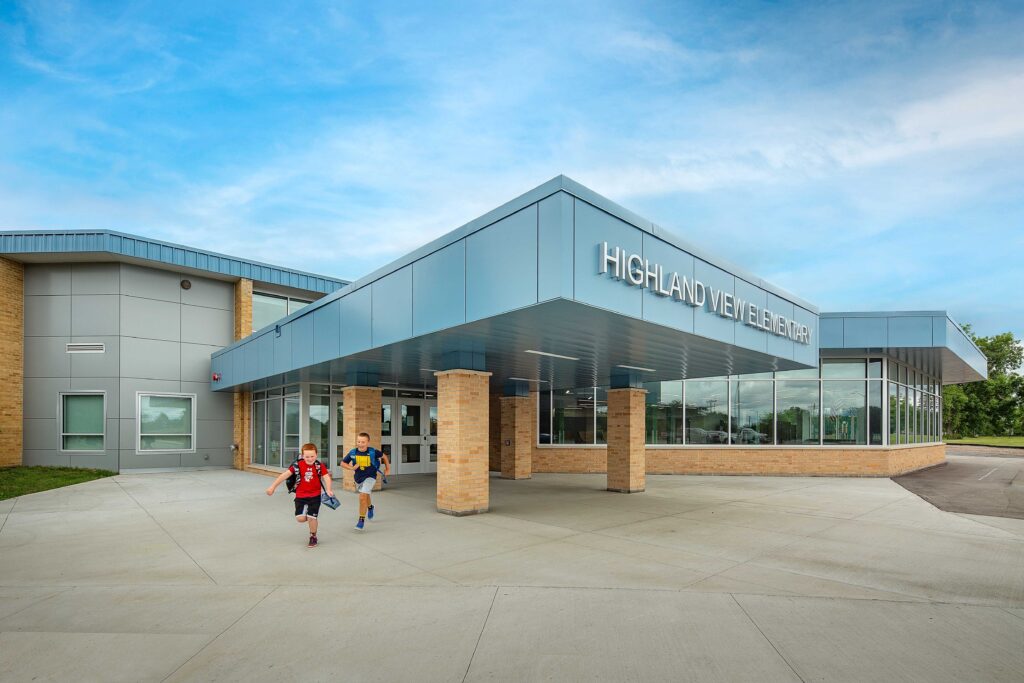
[[641, 233, 696, 334], [412, 240, 466, 336], [537, 192, 574, 302], [371, 266, 413, 346], [466, 206, 538, 322], [573, 199, 643, 317]]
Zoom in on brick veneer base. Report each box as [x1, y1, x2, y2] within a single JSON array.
[[436, 369, 491, 515], [0, 257, 23, 468], [533, 444, 945, 477], [342, 386, 383, 493]]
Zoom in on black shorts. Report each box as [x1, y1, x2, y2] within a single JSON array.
[[294, 496, 321, 518]]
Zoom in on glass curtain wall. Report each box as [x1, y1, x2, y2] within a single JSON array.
[[251, 385, 301, 467], [537, 358, 942, 447]]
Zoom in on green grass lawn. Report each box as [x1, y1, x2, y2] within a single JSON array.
[[0, 466, 117, 500], [945, 436, 1024, 448]]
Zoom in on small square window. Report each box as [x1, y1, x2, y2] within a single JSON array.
[[60, 393, 105, 452], [137, 393, 196, 453]]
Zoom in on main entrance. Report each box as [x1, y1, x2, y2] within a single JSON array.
[[330, 388, 437, 478]]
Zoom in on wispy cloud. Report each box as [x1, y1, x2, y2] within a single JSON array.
[[0, 0, 1022, 339]]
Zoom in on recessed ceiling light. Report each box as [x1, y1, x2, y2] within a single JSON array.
[[616, 364, 656, 372], [507, 377, 549, 383], [524, 349, 579, 361], [420, 368, 438, 372]]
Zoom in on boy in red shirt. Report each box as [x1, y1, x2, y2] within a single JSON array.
[[266, 443, 334, 548]]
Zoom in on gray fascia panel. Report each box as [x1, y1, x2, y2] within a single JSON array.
[[0, 230, 347, 294], [214, 175, 819, 362], [819, 310, 987, 383]]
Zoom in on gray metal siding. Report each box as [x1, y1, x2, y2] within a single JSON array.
[[21, 262, 236, 471], [1, 230, 346, 294]]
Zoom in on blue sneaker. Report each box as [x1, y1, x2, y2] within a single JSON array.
[[354, 517, 365, 531], [367, 505, 374, 521]]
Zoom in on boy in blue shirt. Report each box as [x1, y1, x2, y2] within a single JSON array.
[[341, 431, 390, 530]]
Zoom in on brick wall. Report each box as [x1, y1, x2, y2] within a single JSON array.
[[500, 395, 532, 479], [606, 388, 646, 492], [0, 257, 23, 467], [436, 370, 490, 515], [488, 393, 501, 472], [233, 279, 252, 471], [341, 386, 382, 492]]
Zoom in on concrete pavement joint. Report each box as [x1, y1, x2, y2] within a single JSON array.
[[159, 585, 279, 683], [0, 496, 19, 536], [113, 478, 218, 586], [730, 593, 807, 683], [461, 586, 498, 683]]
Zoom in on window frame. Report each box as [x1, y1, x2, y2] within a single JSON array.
[[58, 391, 107, 454], [136, 392, 198, 454]]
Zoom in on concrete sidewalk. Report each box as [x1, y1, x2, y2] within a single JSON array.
[[1, 470, 1022, 682]]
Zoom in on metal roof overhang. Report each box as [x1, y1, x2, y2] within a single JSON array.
[[216, 298, 817, 392], [819, 311, 988, 384]]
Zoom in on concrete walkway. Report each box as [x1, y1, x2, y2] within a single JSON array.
[[1, 469, 1023, 682]]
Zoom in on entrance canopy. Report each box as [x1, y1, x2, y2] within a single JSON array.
[[212, 176, 819, 392]]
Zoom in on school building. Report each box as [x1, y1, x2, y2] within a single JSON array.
[[0, 176, 987, 514]]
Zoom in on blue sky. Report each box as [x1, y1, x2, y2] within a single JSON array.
[[1, 1, 1022, 341]]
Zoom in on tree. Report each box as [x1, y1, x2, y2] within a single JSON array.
[[942, 325, 1024, 437]]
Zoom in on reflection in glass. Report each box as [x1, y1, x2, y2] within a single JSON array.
[[595, 387, 608, 445], [381, 404, 391, 437], [553, 388, 595, 444], [730, 381, 773, 444], [402, 444, 421, 463], [645, 381, 684, 445], [776, 381, 820, 445], [401, 404, 421, 437], [309, 395, 329, 459], [266, 397, 282, 466], [284, 397, 300, 463], [888, 383, 899, 445], [538, 391, 552, 444], [684, 380, 728, 445], [822, 381, 866, 444], [139, 394, 194, 452], [869, 381, 883, 445], [822, 360, 866, 379]]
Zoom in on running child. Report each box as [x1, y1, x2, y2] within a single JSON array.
[[266, 443, 334, 547], [341, 432, 390, 531]]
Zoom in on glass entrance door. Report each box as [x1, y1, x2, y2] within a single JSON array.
[[392, 398, 438, 475], [329, 396, 343, 478]]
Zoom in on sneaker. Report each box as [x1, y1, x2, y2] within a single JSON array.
[[354, 517, 365, 531], [307, 534, 318, 548], [367, 505, 374, 521]]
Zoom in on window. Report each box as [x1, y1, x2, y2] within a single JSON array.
[[730, 380, 773, 444], [822, 381, 866, 445], [684, 379, 728, 445], [137, 393, 195, 452], [253, 292, 313, 331], [645, 381, 684, 445], [552, 387, 595, 444], [60, 393, 105, 452], [776, 381, 820, 445]]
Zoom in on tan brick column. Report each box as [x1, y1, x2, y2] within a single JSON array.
[[342, 386, 382, 492], [607, 388, 646, 493], [436, 369, 491, 515], [0, 257, 23, 468], [500, 395, 532, 479], [231, 278, 253, 470]]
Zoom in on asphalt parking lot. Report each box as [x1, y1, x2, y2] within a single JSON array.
[[895, 446, 1024, 519]]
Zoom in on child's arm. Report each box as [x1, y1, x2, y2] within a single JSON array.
[[265, 470, 290, 496], [322, 472, 334, 497], [381, 453, 391, 475]]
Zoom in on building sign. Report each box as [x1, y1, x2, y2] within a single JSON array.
[[599, 242, 812, 345]]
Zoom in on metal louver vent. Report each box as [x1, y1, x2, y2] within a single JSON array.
[[66, 343, 105, 354]]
